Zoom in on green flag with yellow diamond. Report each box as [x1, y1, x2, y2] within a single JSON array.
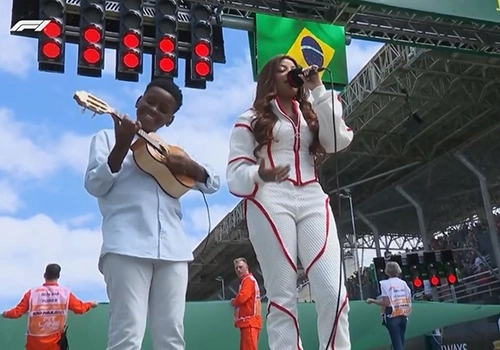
[[249, 14, 348, 86]]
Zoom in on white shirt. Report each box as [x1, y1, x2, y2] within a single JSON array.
[[380, 277, 412, 318], [84, 129, 220, 270]]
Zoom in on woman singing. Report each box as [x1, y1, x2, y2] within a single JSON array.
[[226, 54, 354, 350]]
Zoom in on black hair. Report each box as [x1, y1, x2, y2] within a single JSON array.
[[145, 78, 183, 113], [44, 263, 61, 280]]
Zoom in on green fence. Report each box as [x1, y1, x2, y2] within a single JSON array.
[[2, 301, 500, 350]]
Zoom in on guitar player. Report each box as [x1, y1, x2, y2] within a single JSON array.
[[84, 77, 220, 350]]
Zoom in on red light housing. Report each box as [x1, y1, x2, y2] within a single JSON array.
[[83, 47, 101, 64], [447, 273, 457, 285], [413, 277, 423, 289], [83, 27, 102, 44], [194, 41, 210, 57], [123, 32, 140, 49], [42, 41, 62, 59], [159, 56, 175, 73], [43, 21, 62, 38], [430, 275, 440, 286], [194, 59, 210, 77], [159, 37, 175, 53], [123, 51, 139, 69]]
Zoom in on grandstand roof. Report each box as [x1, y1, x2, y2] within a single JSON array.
[[187, 43, 500, 301]]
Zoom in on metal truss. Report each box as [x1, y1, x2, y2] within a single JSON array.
[[343, 233, 422, 252], [341, 45, 424, 121], [63, 1, 500, 55], [328, 43, 500, 188], [199, 199, 423, 251], [349, 6, 500, 55], [183, 0, 500, 54]]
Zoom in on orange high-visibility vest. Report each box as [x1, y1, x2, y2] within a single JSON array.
[[27, 285, 70, 337], [233, 273, 262, 329]]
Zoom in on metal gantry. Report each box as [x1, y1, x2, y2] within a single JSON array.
[[61, 0, 500, 55], [182, 0, 500, 54]]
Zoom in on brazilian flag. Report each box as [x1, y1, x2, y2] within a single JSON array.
[[249, 14, 348, 86]]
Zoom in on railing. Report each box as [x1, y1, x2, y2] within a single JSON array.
[[435, 268, 500, 303], [296, 268, 500, 304]]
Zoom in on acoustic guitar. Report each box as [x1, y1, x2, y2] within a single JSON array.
[[74, 90, 196, 199]]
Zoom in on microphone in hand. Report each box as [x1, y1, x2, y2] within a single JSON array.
[[287, 66, 326, 88]]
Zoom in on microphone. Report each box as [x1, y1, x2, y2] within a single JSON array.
[[287, 67, 326, 88]]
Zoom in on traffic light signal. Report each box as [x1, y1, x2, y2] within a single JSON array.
[[373, 257, 387, 293], [190, 4, 214, 81], [441, 250, 458, 285], [407, 253, 424, 291], [78, 0, 105, 77], [424, 252, 441, 287], [117, 0, 143, 81], [38, 0, 66, 73], [154, 0, 179, 78], [389, 255, 403, 275]]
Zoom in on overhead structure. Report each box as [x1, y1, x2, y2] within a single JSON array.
[[11, 0, 500, 87], [154, 0, 179, 78], [37, 0, 66, 73], [77, 0, 105, 77]]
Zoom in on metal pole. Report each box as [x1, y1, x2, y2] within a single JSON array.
[[221, 278, 225, 300], [395, 185, 430, 250], [216, 276, 225, 300], [328, 161, 421, 195], [341, 191, 364, 300], [455, 152, 500, 272], [357, 211, 382, 257]]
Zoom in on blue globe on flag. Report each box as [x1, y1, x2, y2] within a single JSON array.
[[300, 36, 324, 67]]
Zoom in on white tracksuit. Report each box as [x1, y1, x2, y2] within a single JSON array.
[[226, 85, 354, 350]]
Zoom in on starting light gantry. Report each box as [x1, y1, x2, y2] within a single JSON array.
[[373, 250, 458, 294], [12, 0, 224, 89]]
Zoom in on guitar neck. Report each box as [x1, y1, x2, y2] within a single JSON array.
[[111, 111, 162, 151]]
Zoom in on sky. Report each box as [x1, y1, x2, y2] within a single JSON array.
[[0, 1, 384, 310]]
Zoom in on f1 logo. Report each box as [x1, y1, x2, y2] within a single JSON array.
[[10, 20, 52, 33]]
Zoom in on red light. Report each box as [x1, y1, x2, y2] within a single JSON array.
[[430, 275, 440, 286], [43, 21, 62, 38], [413, 277, 423, 288], [194, 41, 210, 57], [42, 41, 61, 59], [83, 47, 101, 64], [123, 32, 140, 49], [195, 60, 210, 77], [159, 37, 175, 53], [84, 27, 101, 44], [447, 274, 457, 285], [123, 52, 139, 69], [159, 57, 175, 73]]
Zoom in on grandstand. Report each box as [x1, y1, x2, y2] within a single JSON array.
[[187, 41, 500, 301]]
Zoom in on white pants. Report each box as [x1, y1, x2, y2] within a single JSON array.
[[246, 181, 350, 350], [101, 253, 188, 350]]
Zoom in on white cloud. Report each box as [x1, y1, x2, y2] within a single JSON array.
[[0, 108, 91, 179], [0, 1, 36, 77], [346, 39, 384, 81], [0, 214, 103, 300], [0, 179, 22, 214]]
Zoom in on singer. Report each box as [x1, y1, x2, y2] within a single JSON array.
[[226, 55, 354, 349]]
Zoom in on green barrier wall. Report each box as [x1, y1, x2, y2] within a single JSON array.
[[2, 301, 500, 350]]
